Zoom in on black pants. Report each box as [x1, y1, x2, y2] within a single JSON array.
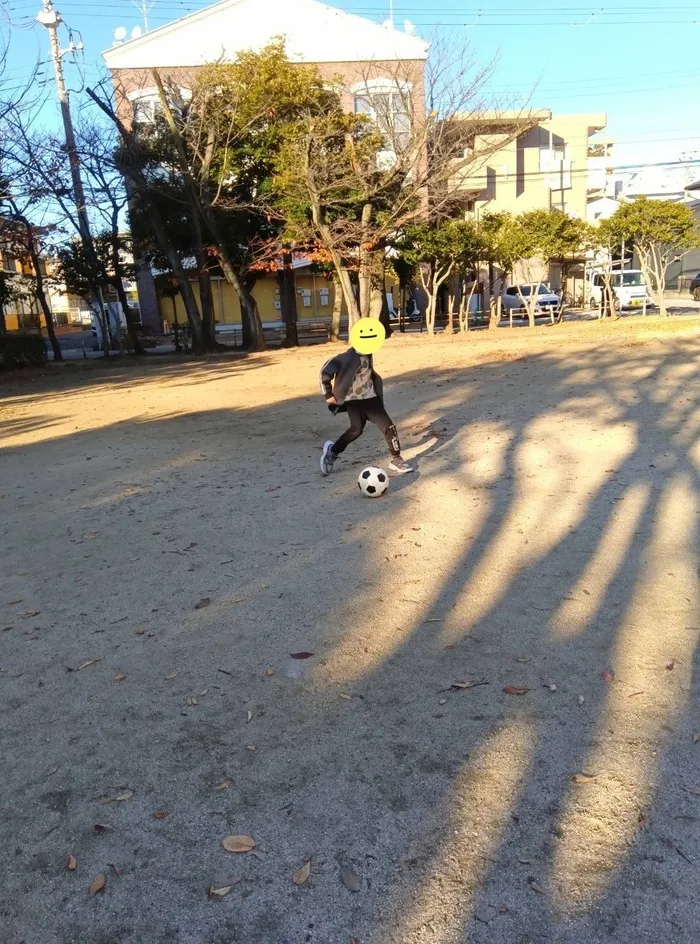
[[333, 397, 401, 457]]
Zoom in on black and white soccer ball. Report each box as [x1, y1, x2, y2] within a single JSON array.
[[358, 466, 389, 498]]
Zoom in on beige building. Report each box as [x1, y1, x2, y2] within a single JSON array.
[[451, 111, 609, 221]]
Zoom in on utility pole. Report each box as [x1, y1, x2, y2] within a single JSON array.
[[36, 0, 111, 355]]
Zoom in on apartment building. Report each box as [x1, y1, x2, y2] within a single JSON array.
[[450, 111, 610, 221]]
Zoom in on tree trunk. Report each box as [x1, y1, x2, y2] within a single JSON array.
[[278, 251, 299, 347], [330, 275, 342, 342], [109, 233, 143, 354], [0, 307, 6, 333], [198, 265, 216, 347], [32, 261, 61, 361]]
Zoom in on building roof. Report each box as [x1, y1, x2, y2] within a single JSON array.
[[102, 0, 429, 70]]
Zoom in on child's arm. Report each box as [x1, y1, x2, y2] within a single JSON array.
[[319, 356, 340, 400]]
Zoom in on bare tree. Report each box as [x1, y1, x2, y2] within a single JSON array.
[[275, 35, 536, 328]]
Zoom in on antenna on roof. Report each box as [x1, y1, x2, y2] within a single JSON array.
[[130, 0, 155, 33]]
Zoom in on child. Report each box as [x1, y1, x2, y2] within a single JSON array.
[[319, 347, 413, 476]]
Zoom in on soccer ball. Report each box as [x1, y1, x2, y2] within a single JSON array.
[[358, 466, 389, 498]]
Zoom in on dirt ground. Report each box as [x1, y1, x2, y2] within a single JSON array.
[[1, 318, 699, 944]]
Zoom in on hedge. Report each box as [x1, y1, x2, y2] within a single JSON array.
[[0, 331, 47, 368]]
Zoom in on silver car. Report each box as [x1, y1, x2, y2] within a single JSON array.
[[502, 284, 560, 316]]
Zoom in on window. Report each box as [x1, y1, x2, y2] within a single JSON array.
[[353, 82, 412, 152], [622, 272, 645, 286], [506, 287, 518, 296], [133, 98, 162, 124]]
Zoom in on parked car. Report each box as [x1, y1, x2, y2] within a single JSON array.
[[689, 272, 700, 301], [501, 284, 561, 316], [587, 270, 651, 310]]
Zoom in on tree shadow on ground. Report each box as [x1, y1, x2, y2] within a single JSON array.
[[0, 336, 698, 944]]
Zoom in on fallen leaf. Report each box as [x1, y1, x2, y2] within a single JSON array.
[[208, 885, 233, 899], [518, 857, 531, 865], [685, 786, 700, 796], [88, 874, 105, 895], [136, 628, 146, 636], [108, 863, 121, 878], [601, 670, 615, 683], [529, 881, 545, 895], [341, 867, 361, 892], [195, 598, 211, 610], [77, 660, 101, 671], [349, 938, 361, 944], [666, 661, 676, 671], [165, 670, 181, 681], [153, 809, 169, 820], [187, 696, 198, 707], [83, 532, 98, 540], [570, 773, 597, 784], [292, 860, 311, 886], [200, 689, 208, 697], [222, 835, 256, 853], [215, 781, 232, 791], [289, 652, 314, 660], [515, 657, 532, 664], [339, 693, 352, 700], [114, 791, 133, 802], [578, 695, 585, 705], [246, 745, 256, 752], [93, 824, 113, 833], [22, 611, 40, 618], [247, 710, 252, 723], [693, 733, 700, 744], [113, 674, 126, 682], [265, 668, 274, 677], [504, 686, 529, 696], [8, 599, 22, 605], [67, 855, 78, 871]]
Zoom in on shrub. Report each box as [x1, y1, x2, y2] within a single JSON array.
[[0, 331, 47, 368]]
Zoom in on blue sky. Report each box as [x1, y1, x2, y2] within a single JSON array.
[[5, 0, 699, 169]]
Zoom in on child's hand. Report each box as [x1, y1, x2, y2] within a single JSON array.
[[326, 396, 338, 405]]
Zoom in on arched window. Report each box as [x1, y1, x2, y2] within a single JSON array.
[[127, 86, 191, 125], [352, 79, 412, 152]]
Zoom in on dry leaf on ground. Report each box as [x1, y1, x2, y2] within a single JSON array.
[[67, 855, 77, 871], [349, 938, 361, 944], [114, 791, 133, 802], [22, 611, 40, 618], [504, 686, 529, 696], [570, 773, 597, 784], [93, 823, 113, 833], [289, 651, 314, 660], [341, 867, 361, 892], [195, 598, 211, 609], [666, 661, 676, 671], [83, 532, 97, 540], [153, 809, 169, 819], [77, 660, 101, 671], [693, 732, 700, 744], [215, 781, 232, 791], [685, 786, 700, 796], [601, 670, 615, 683], [529, 881, 545, 894], [113, 674, 126, 682], [222, 835, 256, 853], [165, 670, 181, 681], [265, 667, 274, 676], [208, 885, 232, 899], [292, 861, 311, 886], [88, 874, 105, 895]]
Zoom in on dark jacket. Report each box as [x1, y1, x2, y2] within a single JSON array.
[[319, 348, 384, 414]]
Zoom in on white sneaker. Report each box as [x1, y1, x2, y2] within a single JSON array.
[[320, 441, 336, 475]]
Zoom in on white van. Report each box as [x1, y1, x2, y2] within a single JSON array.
[[587, 270, 651, 310]]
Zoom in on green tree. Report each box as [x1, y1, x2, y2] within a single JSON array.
[[600, 197, 700, 316], [396, 219, 483, 335]]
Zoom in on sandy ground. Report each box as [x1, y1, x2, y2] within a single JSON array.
[[1, 317, 700, 944]]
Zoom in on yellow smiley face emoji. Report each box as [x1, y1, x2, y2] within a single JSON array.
[[349, 317, 386, 356]]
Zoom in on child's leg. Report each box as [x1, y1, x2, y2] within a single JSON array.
[[332, 404, 366, 455], [364, 399, 401, 456]]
